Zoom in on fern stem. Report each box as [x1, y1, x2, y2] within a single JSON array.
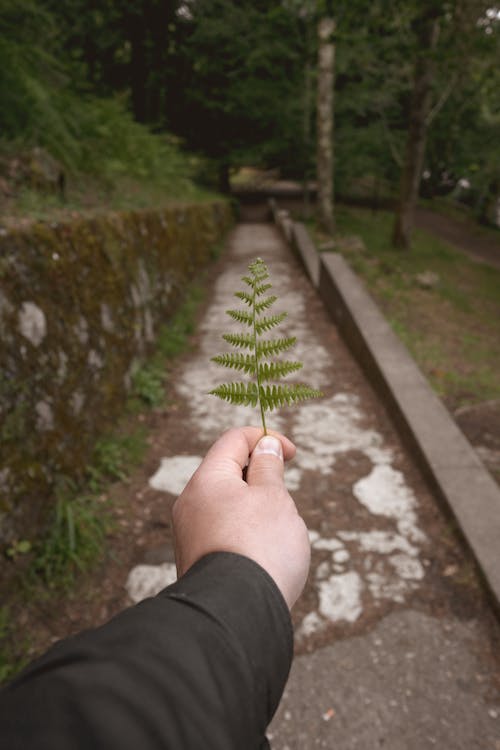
[[252, 280, 267, 435]]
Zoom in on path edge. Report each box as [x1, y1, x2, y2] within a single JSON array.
[[269, 199, 500, 613]]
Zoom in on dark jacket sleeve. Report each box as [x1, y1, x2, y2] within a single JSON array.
[[0, 552, 293, 750]]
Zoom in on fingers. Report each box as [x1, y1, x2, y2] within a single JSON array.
[[200, 426, 295, 479], [246, 434, 285, 488]]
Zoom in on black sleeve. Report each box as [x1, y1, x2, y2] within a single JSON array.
[[0, 552, 293, 750]]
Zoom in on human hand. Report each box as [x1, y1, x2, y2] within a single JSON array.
[[172, 427, 310, 609]]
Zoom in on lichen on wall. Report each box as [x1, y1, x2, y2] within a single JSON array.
[[0, 201, 232, 546]]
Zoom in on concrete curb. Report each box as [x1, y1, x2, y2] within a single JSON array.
[[270, 200, 500, 612]]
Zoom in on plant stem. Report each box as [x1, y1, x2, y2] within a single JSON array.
[[252, 282, 267, 435]]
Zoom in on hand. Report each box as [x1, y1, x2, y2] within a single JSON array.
[[172, 427, 310, 609]]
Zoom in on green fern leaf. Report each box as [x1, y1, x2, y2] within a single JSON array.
[[258, 361, 303, 382], [256, 337, 296, 358], [255, 295, 277, 314], [227, 308, 254, 326], [222, 332, 255, 350], [259, 384, 323, 411], [234, 291, 253, 306], [210, 257, 322, 432], [212, 352, 256, 375], [255, 312, 287, 335], [255, 282, 272, 295], [209, 382, 259, 407]]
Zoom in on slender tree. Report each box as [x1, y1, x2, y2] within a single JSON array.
[[316, 8, 335, 233], [392, 1, 441, 249]]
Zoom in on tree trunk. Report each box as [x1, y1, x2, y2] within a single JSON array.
[[392, 11, 440, 249], [316, 17, 335, 234], [124, 2, 151, 124], [302, 56, 312, 220]]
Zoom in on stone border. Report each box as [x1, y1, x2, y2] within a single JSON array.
[[270, 199, 500, 611]]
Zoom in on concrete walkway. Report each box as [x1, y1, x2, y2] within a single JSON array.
[[128, 223, 500, 749]]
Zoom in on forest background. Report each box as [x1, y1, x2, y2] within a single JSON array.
[[0, 0, 499, 245]]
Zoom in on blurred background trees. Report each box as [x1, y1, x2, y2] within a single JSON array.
[[0, 0, 498, 241]]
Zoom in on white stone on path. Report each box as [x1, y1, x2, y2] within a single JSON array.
[[149, 455, 202, 496], [353, 465, 426, 543], [318, 572, 363, 623], [292, 394, 393, 476]]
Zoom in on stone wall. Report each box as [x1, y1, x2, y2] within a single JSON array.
[[0, 201, 232, 546]]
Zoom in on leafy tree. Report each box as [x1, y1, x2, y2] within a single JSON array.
[[0, 0, 196, 195], [0, 0, 75, 161], [392, 0, 500, 247], [423, 4, 500, 223], [164, 0, 306, 190]]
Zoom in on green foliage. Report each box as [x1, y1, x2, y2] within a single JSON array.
[[158, 284, 204, 353], [88, 431, 147, 493], [0, 0, 203, 207], [131, 364, 166, 409], [210, 258, 321, 432], [31, 480, 109, 588], [128, 282, 206, 412], [165, 0, 306, 181], [0, 0, 72, 158]]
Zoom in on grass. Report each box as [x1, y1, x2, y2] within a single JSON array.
[[0, 279, 208, 684], [1, 174, 216, 229], [311, 205, 500, 411], [420, 196, 500, 243]]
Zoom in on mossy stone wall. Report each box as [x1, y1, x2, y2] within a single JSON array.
[[0, 201, 232, 546]]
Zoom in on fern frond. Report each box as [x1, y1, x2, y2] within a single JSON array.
[[258, 361, 303, 382], [234, 291, 253, 307], [255, 295, 277, 314], [212, 353, 256, 375], [209, 382, 258, 407], [248, 260, 269, 282], [256, 337, 296, 358], [222, 332, 255, 350], [210, 256, 322, 432], [242, 277, 270, 291], [259, 384, 323, 411], [227, 308, 253, 326], [255, 312, 287, 335], [255, 282, 272, 295]]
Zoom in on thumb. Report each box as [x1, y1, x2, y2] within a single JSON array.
[[246, 435, 285, 488]]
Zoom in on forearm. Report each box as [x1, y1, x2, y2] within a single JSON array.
[[0, 553, 293, 750]]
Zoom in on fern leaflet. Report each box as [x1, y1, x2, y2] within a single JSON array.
[[210, 257, 322, 432]]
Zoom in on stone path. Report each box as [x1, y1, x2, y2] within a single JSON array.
[[126, 223, 500, 749]]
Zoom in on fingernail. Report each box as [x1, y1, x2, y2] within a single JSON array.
[[253, 435, 283, 460]]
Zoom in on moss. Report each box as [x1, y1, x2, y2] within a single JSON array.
[[0, 200, 232, 548]]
